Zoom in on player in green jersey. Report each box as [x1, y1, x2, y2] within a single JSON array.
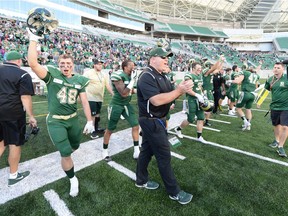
[[102, 59, 140, 161], [230, 64, 261, 131], [175, 62, 207, 143], [28, 31, 94, 197], [227, 65, 241, 115], [264, 62, 288, 157]]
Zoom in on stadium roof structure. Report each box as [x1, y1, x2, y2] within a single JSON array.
[[108, 0, 288, 32]]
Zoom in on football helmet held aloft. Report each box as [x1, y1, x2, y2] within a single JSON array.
[[27, 7, 59, 36], [157, 38, 170, 50], [200, 99, 215, 112]]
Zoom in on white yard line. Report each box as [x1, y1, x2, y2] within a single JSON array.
[[220, 114, 238, 118], [251, 108, 269, 112], [0, 127, 137, 204], [170, 151, 186, 160], [43, 190, 74, 216], [107, 161, 136, 181], [189, 124, 221, 132], [168, 130, 288, 167], [208, 119, 231, 124]]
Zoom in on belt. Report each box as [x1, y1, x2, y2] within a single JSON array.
[[51, 112, 77, 120], [140, 116, 166, 120]]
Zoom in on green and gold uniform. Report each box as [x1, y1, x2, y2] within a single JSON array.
[[108, 71, 138, 131], [202, 68, 214, 101], [44, 66, 89, 156], [185, 73, 205, 123], [228, 71, 240, 102], [236, 70, 259, 109]]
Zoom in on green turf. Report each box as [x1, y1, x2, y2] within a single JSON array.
[[1, 88, 288, 215]]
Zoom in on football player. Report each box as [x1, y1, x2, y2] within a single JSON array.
[[28, 30, 94, 197], [102, 59, 140, 161], [174, 62, 207, 143]]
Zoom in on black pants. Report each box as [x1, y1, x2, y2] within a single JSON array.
[[136, 117, 180, 196], [213, 90, 221, 113]]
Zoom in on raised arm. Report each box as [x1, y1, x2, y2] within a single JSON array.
[[27, 30, 48, 79]]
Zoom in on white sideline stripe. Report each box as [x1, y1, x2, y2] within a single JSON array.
[[168, 131, 288, 167], [251, 108, 269, 112], [43, 190, 74, 216], [220, 114, 237, 118], [107, 161, 136, 181], [171, 151, 186, 160], [189, 124, 221, 132], [0, 127, 141, 204], [208, 119, 231, 124]]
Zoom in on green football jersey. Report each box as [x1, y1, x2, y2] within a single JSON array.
[[110, 70, 132, 106], [184, 72, 203, 100], [43, 66, 89, 115], [264, 74, 288, 110], [229, 71, 239, 90], [239, 70, 259, 92], [202, 68, 213, 90]]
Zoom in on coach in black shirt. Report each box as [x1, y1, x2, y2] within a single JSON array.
[[135, 47, 193, 205], [0, 51, 37, 186]]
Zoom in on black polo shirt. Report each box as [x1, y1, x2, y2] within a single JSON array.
[[213, 72, 224, 91], [137, 66, 173, 118], [0, 62, 34, 121]]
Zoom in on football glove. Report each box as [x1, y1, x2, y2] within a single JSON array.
[[26, 27, 43, 42], [195, 93, 204, 103], [83, 121, 94, 134]]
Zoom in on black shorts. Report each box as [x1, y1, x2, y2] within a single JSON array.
[[271, 110, 288, 126], [89, 101, 102, 116]]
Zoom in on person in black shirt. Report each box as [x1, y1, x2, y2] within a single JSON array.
[[135, 47, 193, 205], [0, 51, 37, 186], [212, 68, 226, 113]]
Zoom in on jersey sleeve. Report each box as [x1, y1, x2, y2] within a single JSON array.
[[76, 74, 90, 93], [184, 73, 192, 81], [43, 65, 61, 83], [110, 71, 123, 82]]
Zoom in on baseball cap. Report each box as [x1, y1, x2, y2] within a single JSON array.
[[93, 59, 104, 64], [149, 47, 173, 58], [6, 51, 22, 61]]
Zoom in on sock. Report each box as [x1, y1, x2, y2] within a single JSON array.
[[183, 100, 187, 110], [65, 167, 75, 179], [9, 171, 18, 179], [197, 132, 202, 138], [103, 143, 108, 149], [95, 117, 100, 130], [133, 141, 139, 146], [241, 116, 247, 121], [205, 119, 209, 124]]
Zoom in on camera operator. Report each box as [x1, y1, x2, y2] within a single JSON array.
[[0, 51, 37, 186]]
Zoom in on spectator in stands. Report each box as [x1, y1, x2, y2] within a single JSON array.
[[0, 51, 37, 186], [83, 58, 114, 139]]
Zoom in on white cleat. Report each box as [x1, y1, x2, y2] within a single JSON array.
[[174, 128, 183, 138], [102, 149, 111, 161], [242, 121, 251, 131], [228, 110, 236, 116], [198, 136, 208, 144], [133, 147, 140, 159], [69, 176, 79, 197]]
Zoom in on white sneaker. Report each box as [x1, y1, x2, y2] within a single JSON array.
[[228, 110, 236, 116], [198, 136, 208, 144], [174, 128, 183, 138], [181, 110, 186, 113], [69, 176, 79, 197], [133, 147, 140, 159], [242, 121, 251, 131], [102, 149, 111, 161]]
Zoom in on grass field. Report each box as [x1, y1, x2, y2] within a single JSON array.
[[1, 89, 288, 216]]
